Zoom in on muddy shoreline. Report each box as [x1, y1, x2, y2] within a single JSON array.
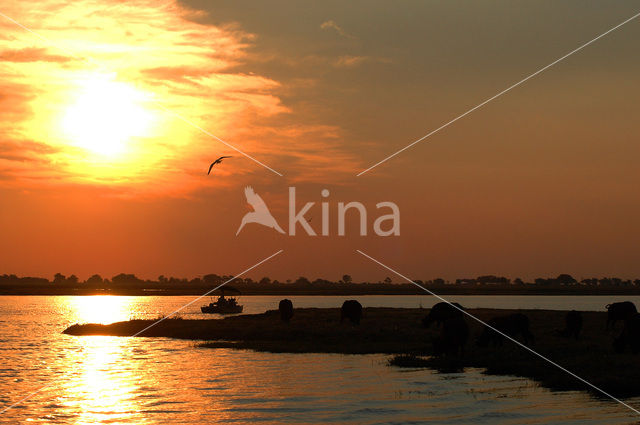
[[63, 307, 639, 397]]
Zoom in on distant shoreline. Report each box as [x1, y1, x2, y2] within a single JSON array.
[[4, 286, 640, 296]]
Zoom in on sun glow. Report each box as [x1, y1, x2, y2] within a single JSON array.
[[61, 75, 155, 156], [69, 295, 133, 324], [2, 0, 291, 193]]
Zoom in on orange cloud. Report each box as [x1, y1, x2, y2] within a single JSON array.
[[0, 0, 361, 198], [0, 47, 73, 63]]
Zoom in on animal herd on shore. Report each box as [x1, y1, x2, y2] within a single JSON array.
[[277, 298, 363, 325], [276, 298, 640, 356]]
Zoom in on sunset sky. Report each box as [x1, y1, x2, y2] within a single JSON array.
[[1, 0, 639, 282]]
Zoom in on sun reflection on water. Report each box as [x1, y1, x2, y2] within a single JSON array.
[[69, 296, 134, 325], [62, 297, 144, 424], [67, 337, 139, 424]]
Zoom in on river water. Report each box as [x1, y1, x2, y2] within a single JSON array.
[[1, 295, 639, 424]]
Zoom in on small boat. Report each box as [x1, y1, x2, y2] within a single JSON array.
[[201, 286, 243, 314], [201, 296, 243, 314]]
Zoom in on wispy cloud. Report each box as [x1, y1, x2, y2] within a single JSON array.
[[320, 20, 354, 39], [332, 55, 391, 68]]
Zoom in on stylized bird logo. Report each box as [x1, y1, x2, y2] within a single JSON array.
[[236, 186, 285, 236], [208, 156, 232, 175]]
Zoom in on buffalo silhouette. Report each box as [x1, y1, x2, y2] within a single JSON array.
[[606, 301, 637, 331], [613, 313, 640, 354], [477, 313, 534, 347], [558, 310, 583, 339], [433, 316, 469, 357], [340, 300, 362, 324], [422, 302, 464, 328], [279, 299, 293, 322]]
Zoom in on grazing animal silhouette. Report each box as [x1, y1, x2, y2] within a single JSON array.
[[279, 299, 293, 322], [477, 313, 534, 347], [606, 301, 637, 331], [433, 316, 469, 357], [559, 310, 583, 339], [340, 300, 362, 325], [236, 186, 285, 235], [422, 302, 464, 328], [208, 156, 232, 174], [613, 313, 640, 354]]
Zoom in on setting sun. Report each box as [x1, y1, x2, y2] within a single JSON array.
[[61, 75, 155, 156], [2, 0, 640, 423]]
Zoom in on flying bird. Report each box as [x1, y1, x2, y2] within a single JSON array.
[[236, 186, 285, 235], [208, 156, 232, 175]]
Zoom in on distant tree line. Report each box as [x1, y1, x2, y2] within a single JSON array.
[[1, 272, 640, 288]]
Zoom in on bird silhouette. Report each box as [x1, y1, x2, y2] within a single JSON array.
[[236, 186, 285, 235], [208, 156, 232, 175]]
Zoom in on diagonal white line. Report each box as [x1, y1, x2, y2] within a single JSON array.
[[356, 249, 640, 416], [0, 249, 283, 415], [0, 10, 283, 177], [0, 384, 50, 415], [155, 104, 283, 177], [131, 249, 283, 337], [0, 11, 102, 68], [357, 10, 640, 177]]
